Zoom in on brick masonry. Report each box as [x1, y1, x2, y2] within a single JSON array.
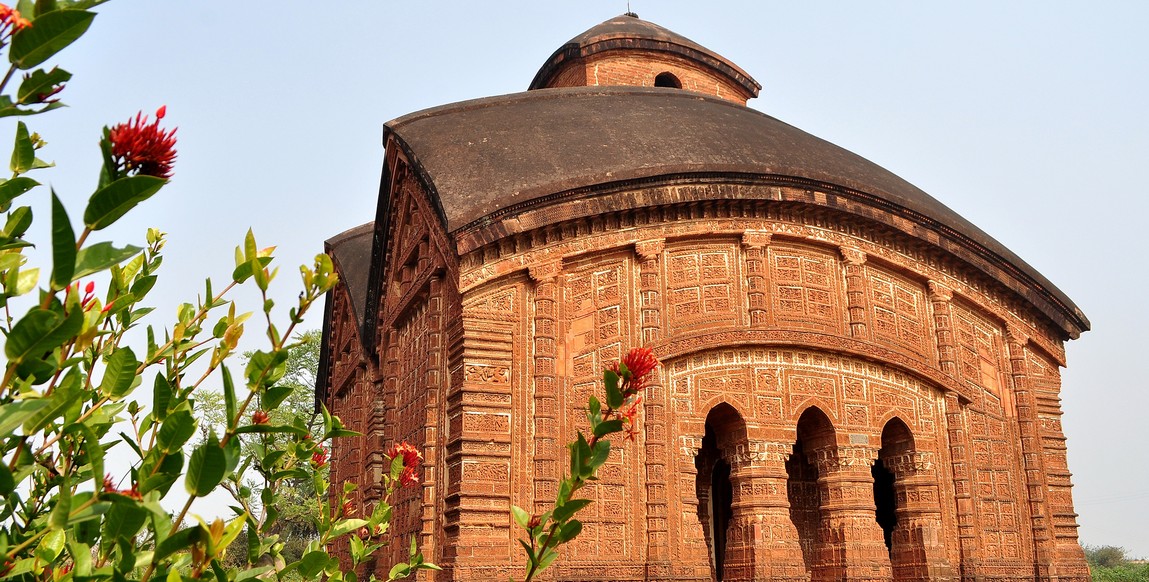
[[320, 16, 1089, 582]]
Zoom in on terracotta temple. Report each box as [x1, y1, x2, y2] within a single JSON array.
[[317, 14, 1091, 581]]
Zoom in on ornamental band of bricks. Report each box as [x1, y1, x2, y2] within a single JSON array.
[[318, 14, 1089, 582]]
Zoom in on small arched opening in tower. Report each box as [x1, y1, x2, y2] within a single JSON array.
[[654, 72, 682, 89]]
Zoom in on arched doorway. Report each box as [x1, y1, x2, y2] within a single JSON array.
[[694, 403, 745, 581], [876, 417, 915, 575], [787, 407, 836, 577]]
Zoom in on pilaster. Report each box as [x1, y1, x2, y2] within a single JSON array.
[[742, 231, 772, 328], [839, 246, 869, 338], [1006, 326, 1055, 580]]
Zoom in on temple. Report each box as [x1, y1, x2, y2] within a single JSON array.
[[317, 14, 1091, 581]]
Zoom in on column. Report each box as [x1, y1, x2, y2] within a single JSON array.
[[811, 444, 892, 582], [723, 440, 808, 582], [884, 451, 956, 581], [839, 246, 869, 338]]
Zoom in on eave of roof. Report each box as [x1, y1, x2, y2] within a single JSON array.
[[383, 85, 1087, 337]]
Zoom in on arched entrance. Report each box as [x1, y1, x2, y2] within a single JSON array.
[[787, 407, 835, 577], [694, 403, 744, 581], [874, 419, 913, 557]]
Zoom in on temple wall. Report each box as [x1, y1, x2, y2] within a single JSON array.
[[436, 192, 1087, 581]]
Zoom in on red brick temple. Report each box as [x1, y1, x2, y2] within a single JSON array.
[[317, 14, 1091, 581]]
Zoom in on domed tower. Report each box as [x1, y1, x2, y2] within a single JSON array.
[[318, 14, 1090, 582]]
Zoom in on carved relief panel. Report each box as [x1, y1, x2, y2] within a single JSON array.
[[559, 252, 645, 565], [864, 262, 933, 363], [767, 243, 845, 334], [664, 240, 743, 336]]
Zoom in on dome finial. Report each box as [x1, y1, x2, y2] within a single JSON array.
[[625, 1, 637, 18]]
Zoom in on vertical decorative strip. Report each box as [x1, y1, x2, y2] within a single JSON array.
[[1006, 325, 1054, 578], [635, 239, 669, 576], [839, 246, 868, 338], [741, 230, 772, 328], [529, 262, 561, 516], [928, 281, 958, 378]]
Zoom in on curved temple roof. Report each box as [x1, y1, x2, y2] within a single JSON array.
[[384, 86, 1088, 337]]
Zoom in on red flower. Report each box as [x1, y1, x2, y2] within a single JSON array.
[[311, 445, 328, 469], [340, 500, 355, 518], [620, 396, 643, 442], [398, 466, 419, 488], [387, 441, 422, 468], [251, 410, 270, 425], [108, 106, 177, 180], [102, 473, 116, 492], [611, 347, 659, 394], [387, 441, 423, 488], [0, 5, 29, 34]]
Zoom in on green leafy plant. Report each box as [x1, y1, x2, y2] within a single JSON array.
[[512, 347, 658, 581], [0, 3, 435, 582]]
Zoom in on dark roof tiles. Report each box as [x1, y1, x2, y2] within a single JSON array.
[[384, 86, 1087, 335]]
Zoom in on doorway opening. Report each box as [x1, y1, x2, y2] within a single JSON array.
[[788, 407, 836, 573], [694, 403, 744, 581]]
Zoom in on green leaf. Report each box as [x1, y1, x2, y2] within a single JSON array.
[[48, 479, 70, 529], [551, 498, 592, 524], [5, 307, 82, 363], [511, 504, 530, 529], [3, 205, 33, 239], [328, 518, 368, 539], [0, 177, 38, 211], [297, 551, 331, 579], [593, 419, 624, 438], [157, 409, 196, 454], [263, 385, 292, 410], [604, 370, 623, 409], [9, 9, 96, 69], [387, 563, 411, 581], [154, 525, 201, 564], [16, 66, 70, 104], [73, 242, 142, 280], [10, 121, 33, 174], [185, 434, 226, 497], [64, 422, 103, 492], [152, 374, 172, 420], [35, 528, 65, 562], [83, 175, 165, 231], [100, 499, 147, 555], [49, 191, 75, 289], [222, 364, 236, 426], [97, 346, 138, 400], [557, 519, 582, 544], [590, 439, 611, 473], [0, 399, 49, 434], [22, 367, 79, 432], [0, 462, 13, 495], [138, 450, 182, 495]]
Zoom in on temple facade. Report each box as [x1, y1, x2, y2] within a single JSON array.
[[317, 14, 1091, 581]]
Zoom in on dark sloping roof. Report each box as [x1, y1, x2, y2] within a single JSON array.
[[384, 86, 1088, 335], [529, 14, 760, 97], [325, 222, 374, 330]]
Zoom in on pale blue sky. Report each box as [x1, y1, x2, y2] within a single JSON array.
[[14, 1, 1148, 556]]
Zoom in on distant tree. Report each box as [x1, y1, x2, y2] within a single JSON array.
[[198, 330, 325, 564], [1086, 545, 1131, 569]]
